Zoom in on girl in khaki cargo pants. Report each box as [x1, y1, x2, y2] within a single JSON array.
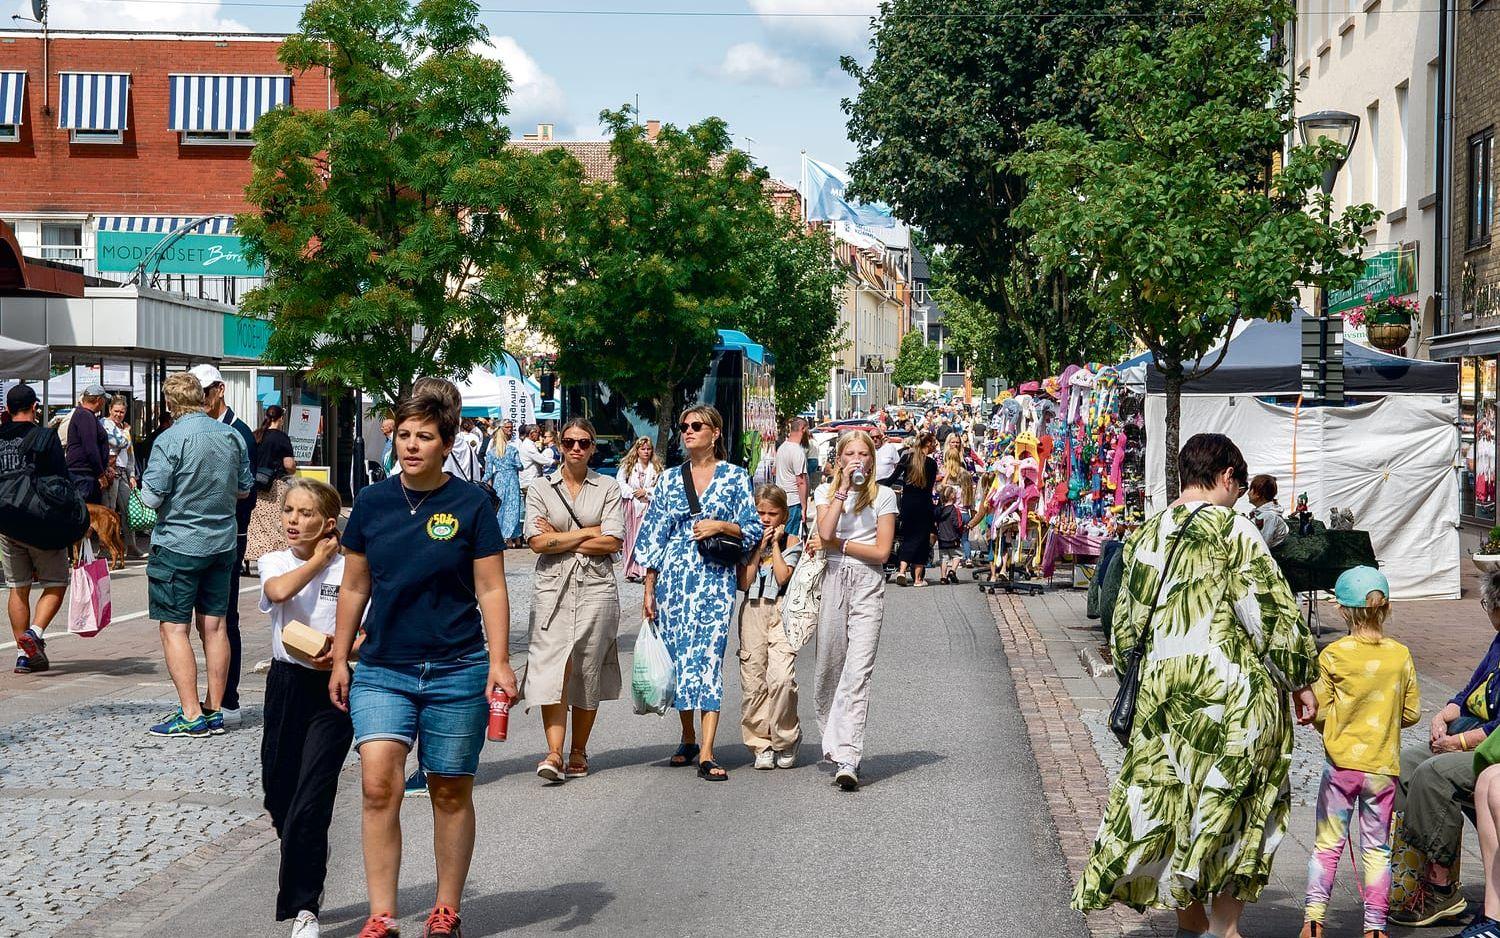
[[737, 484, 804, 770], [813, 430, 898, 792]]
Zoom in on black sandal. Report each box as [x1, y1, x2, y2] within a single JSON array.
[[697, 759, 728, 781], [669, 743, 700, 767]]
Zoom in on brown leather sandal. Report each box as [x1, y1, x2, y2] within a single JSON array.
[[564, 750, 589, 779], [536, 751, 564, 783]]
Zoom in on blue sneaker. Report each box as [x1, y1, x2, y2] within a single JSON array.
[[149, 710, 210, 738], [16, 629, 47, 672], [1453, 916, 1500, 938], [202, 710, 226, 735], [404, 769, 428, 798], [13, 654, 30, 674]]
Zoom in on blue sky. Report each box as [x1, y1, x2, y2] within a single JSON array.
[[26, 0, 879, 185]]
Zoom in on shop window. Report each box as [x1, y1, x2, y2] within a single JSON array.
[[180, 129, 254, 146], [69, 128, 122, 145], [1476, 358, 1499, 523], [39, 222, 83, 261], [1470, 128, 1495, 249], [0, 124, 18, 143]]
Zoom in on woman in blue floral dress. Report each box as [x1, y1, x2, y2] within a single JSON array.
[[639, 405, 762, 781], [482, 421, 525, 547]]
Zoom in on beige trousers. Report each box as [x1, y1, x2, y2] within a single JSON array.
[[814, 559, 886, 767], [738, 599, 801, 753]]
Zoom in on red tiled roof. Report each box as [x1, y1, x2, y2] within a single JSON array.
[[510, 140, 616, 181]]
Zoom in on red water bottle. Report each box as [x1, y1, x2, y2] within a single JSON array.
[[487, 687, 511, 742]]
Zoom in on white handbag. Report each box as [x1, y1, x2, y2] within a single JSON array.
[[780, 507, 826, 651]]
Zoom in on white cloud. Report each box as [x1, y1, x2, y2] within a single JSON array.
[[472, 36, 568, 129], [711, 42, 814, 88], [25, 0, 247, 32], [747, 0, 880, 52]]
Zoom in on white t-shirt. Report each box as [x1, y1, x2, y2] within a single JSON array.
[[814, 482, 898, 568], [773, 440, 808, 506], [874, 442, 904, 484], [257, 548, 345, 669]]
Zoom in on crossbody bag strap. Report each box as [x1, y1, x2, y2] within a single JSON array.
[[1132, 502, 1211, 660], [555, 485, 587, 531], [681, 463, 702, 515]]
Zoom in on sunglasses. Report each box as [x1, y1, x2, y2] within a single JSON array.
[[679, 421, 710, 433], [560, 437, 594, 450]]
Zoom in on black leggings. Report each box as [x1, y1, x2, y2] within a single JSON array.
[[261, 660, 353, 920]]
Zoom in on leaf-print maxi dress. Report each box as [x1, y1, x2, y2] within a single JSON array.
[[636, 462, 763, 712], [1073, 502, 1316, 912]]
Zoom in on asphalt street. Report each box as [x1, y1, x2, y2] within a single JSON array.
[[3, 553, 1084, 938]]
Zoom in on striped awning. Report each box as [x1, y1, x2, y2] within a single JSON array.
[[57, 73, 130, 131], [0, 72, 25, 125], [95, 216, 237, 235], [168, 74, 291, 132]]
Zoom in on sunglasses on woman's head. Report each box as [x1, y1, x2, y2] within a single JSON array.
[[560, 436, 594, 450], [679, 421, 708, 433]]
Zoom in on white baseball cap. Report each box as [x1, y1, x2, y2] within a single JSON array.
[[188, 364, 225, 388]]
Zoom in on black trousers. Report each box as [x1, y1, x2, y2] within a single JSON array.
[[223, 532, 248, 710], [261, 660, 353, 921]]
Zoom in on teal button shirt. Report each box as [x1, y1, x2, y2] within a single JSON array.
[[139, 412, 252, 557]]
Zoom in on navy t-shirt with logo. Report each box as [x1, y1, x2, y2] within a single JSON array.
[[341, 475, 504, 666]]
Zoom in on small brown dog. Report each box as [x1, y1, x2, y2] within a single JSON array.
[[82, 503, 128, 571]]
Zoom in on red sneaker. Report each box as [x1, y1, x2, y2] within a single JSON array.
[[424, 905, 462, 937], [357, 913, 400, 938]]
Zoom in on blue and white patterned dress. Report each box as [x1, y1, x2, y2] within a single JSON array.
[[482, 445, 525, 540], [637, 462, 762, 712]]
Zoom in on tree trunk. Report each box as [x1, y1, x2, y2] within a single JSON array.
[[653, 388, 677, 464], [1164, 370, 1182, 501]]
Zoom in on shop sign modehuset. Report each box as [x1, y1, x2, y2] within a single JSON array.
[[95, 230, 266, 278]]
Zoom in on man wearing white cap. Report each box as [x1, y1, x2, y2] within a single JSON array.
[[65, 383, 111, 504], [188, 364, 258, 727]]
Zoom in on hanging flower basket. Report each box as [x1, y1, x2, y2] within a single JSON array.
[[1344, 295, 1417, 353]]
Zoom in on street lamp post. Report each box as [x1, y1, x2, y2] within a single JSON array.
[[1297, 109, 1360, 403]]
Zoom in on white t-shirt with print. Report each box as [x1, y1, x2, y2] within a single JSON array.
[[814, 482, 898, 568], [257, 548, 345, 669]]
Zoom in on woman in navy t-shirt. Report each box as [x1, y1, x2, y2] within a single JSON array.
[[329, 386, 517, 938]]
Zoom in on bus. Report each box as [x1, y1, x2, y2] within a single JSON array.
[[562, 329, 776, 472]]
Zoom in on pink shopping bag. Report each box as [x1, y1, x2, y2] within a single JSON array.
[[68, 542, 112, 637]]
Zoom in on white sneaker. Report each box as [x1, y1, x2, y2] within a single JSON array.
[[220, 707, 243, 727], [753, 750, 775, 770], [290, 910, 320, 938], [775, 750, 796, 769], [835, 763, 859, 791]]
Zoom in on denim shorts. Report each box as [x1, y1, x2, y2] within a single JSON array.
[[349, 649, 491, 776]]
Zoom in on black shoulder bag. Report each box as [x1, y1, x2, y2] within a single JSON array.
[[681, 464, 743, 567], [1108, 503, 1210, 744]]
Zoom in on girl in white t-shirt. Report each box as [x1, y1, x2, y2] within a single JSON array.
[[257, 478, 352, 938], [812, 429, 898, 792]]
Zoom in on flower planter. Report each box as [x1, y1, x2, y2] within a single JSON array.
[[1474, 552, 1500, 573], [1367, 320, 1412, 353]]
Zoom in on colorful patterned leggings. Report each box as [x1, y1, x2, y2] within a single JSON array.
[[1304, 763, 1397, 930]]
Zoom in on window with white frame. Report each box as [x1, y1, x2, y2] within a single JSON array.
[[1426, 62, 1440, 194], [69, 128, 122, 144], [1395, 82, 1409, 208], [0, 124, 17, 142], [1366, 101, 1381, 208], [40, 222, 83, 260], [1470, 129, 1495, 248], [180, 128, 254, 145]]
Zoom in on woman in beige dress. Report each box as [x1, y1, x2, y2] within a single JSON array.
[[524, 417, 626, 783]]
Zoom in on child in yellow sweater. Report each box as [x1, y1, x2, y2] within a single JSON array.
[[1300, 566, 1420, 938]]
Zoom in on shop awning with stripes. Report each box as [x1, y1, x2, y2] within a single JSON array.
[[95, 215, 237, 235], [168, 74, 291, 132], [0, 72, 25, 125]]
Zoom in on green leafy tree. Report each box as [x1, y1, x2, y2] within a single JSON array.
[[237, 0, 578, 408], [891, 330, 940, 388], [736, 212, 845, 423], [934, 285, 1002, 382], [1012, 0, 1378, 495], [842, 0, 1175, 378], [532, 108, 821, 452]]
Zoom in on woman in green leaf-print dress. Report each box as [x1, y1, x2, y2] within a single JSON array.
[[1074, 434, 1318, 938]]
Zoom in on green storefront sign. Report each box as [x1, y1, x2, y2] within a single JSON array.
[[1328, 244, 1419, 314], [96, 230, 265, 278], [223, 314, 272, 359]]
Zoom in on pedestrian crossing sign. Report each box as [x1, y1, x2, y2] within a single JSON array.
[[848, 377, 869, 396]]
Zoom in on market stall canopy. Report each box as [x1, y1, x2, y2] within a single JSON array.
[[1142, 309, 1455, 395], [0, 336, 48, 380], [456, 365, 537, 424]]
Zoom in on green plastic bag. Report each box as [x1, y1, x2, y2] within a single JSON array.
[[126, 488, 156, 531], [630, 620, 676, 716]]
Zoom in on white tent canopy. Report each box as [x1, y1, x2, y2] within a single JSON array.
[[1146, 394, 1460, 600], [455, 366, 536, 426], [0, 336, 48, 381]]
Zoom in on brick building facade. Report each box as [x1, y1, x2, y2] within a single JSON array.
[[1450, 4, 1498, 330]]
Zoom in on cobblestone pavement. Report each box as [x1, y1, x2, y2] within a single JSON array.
[[998, 577, 1488, 938]]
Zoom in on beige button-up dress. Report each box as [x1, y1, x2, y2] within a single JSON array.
[[520, 469, 626, 710]]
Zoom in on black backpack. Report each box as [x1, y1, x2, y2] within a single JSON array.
[[0, 426, 90, 550]]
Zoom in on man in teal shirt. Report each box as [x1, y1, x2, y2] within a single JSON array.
[[139, 372, 252, 738]]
